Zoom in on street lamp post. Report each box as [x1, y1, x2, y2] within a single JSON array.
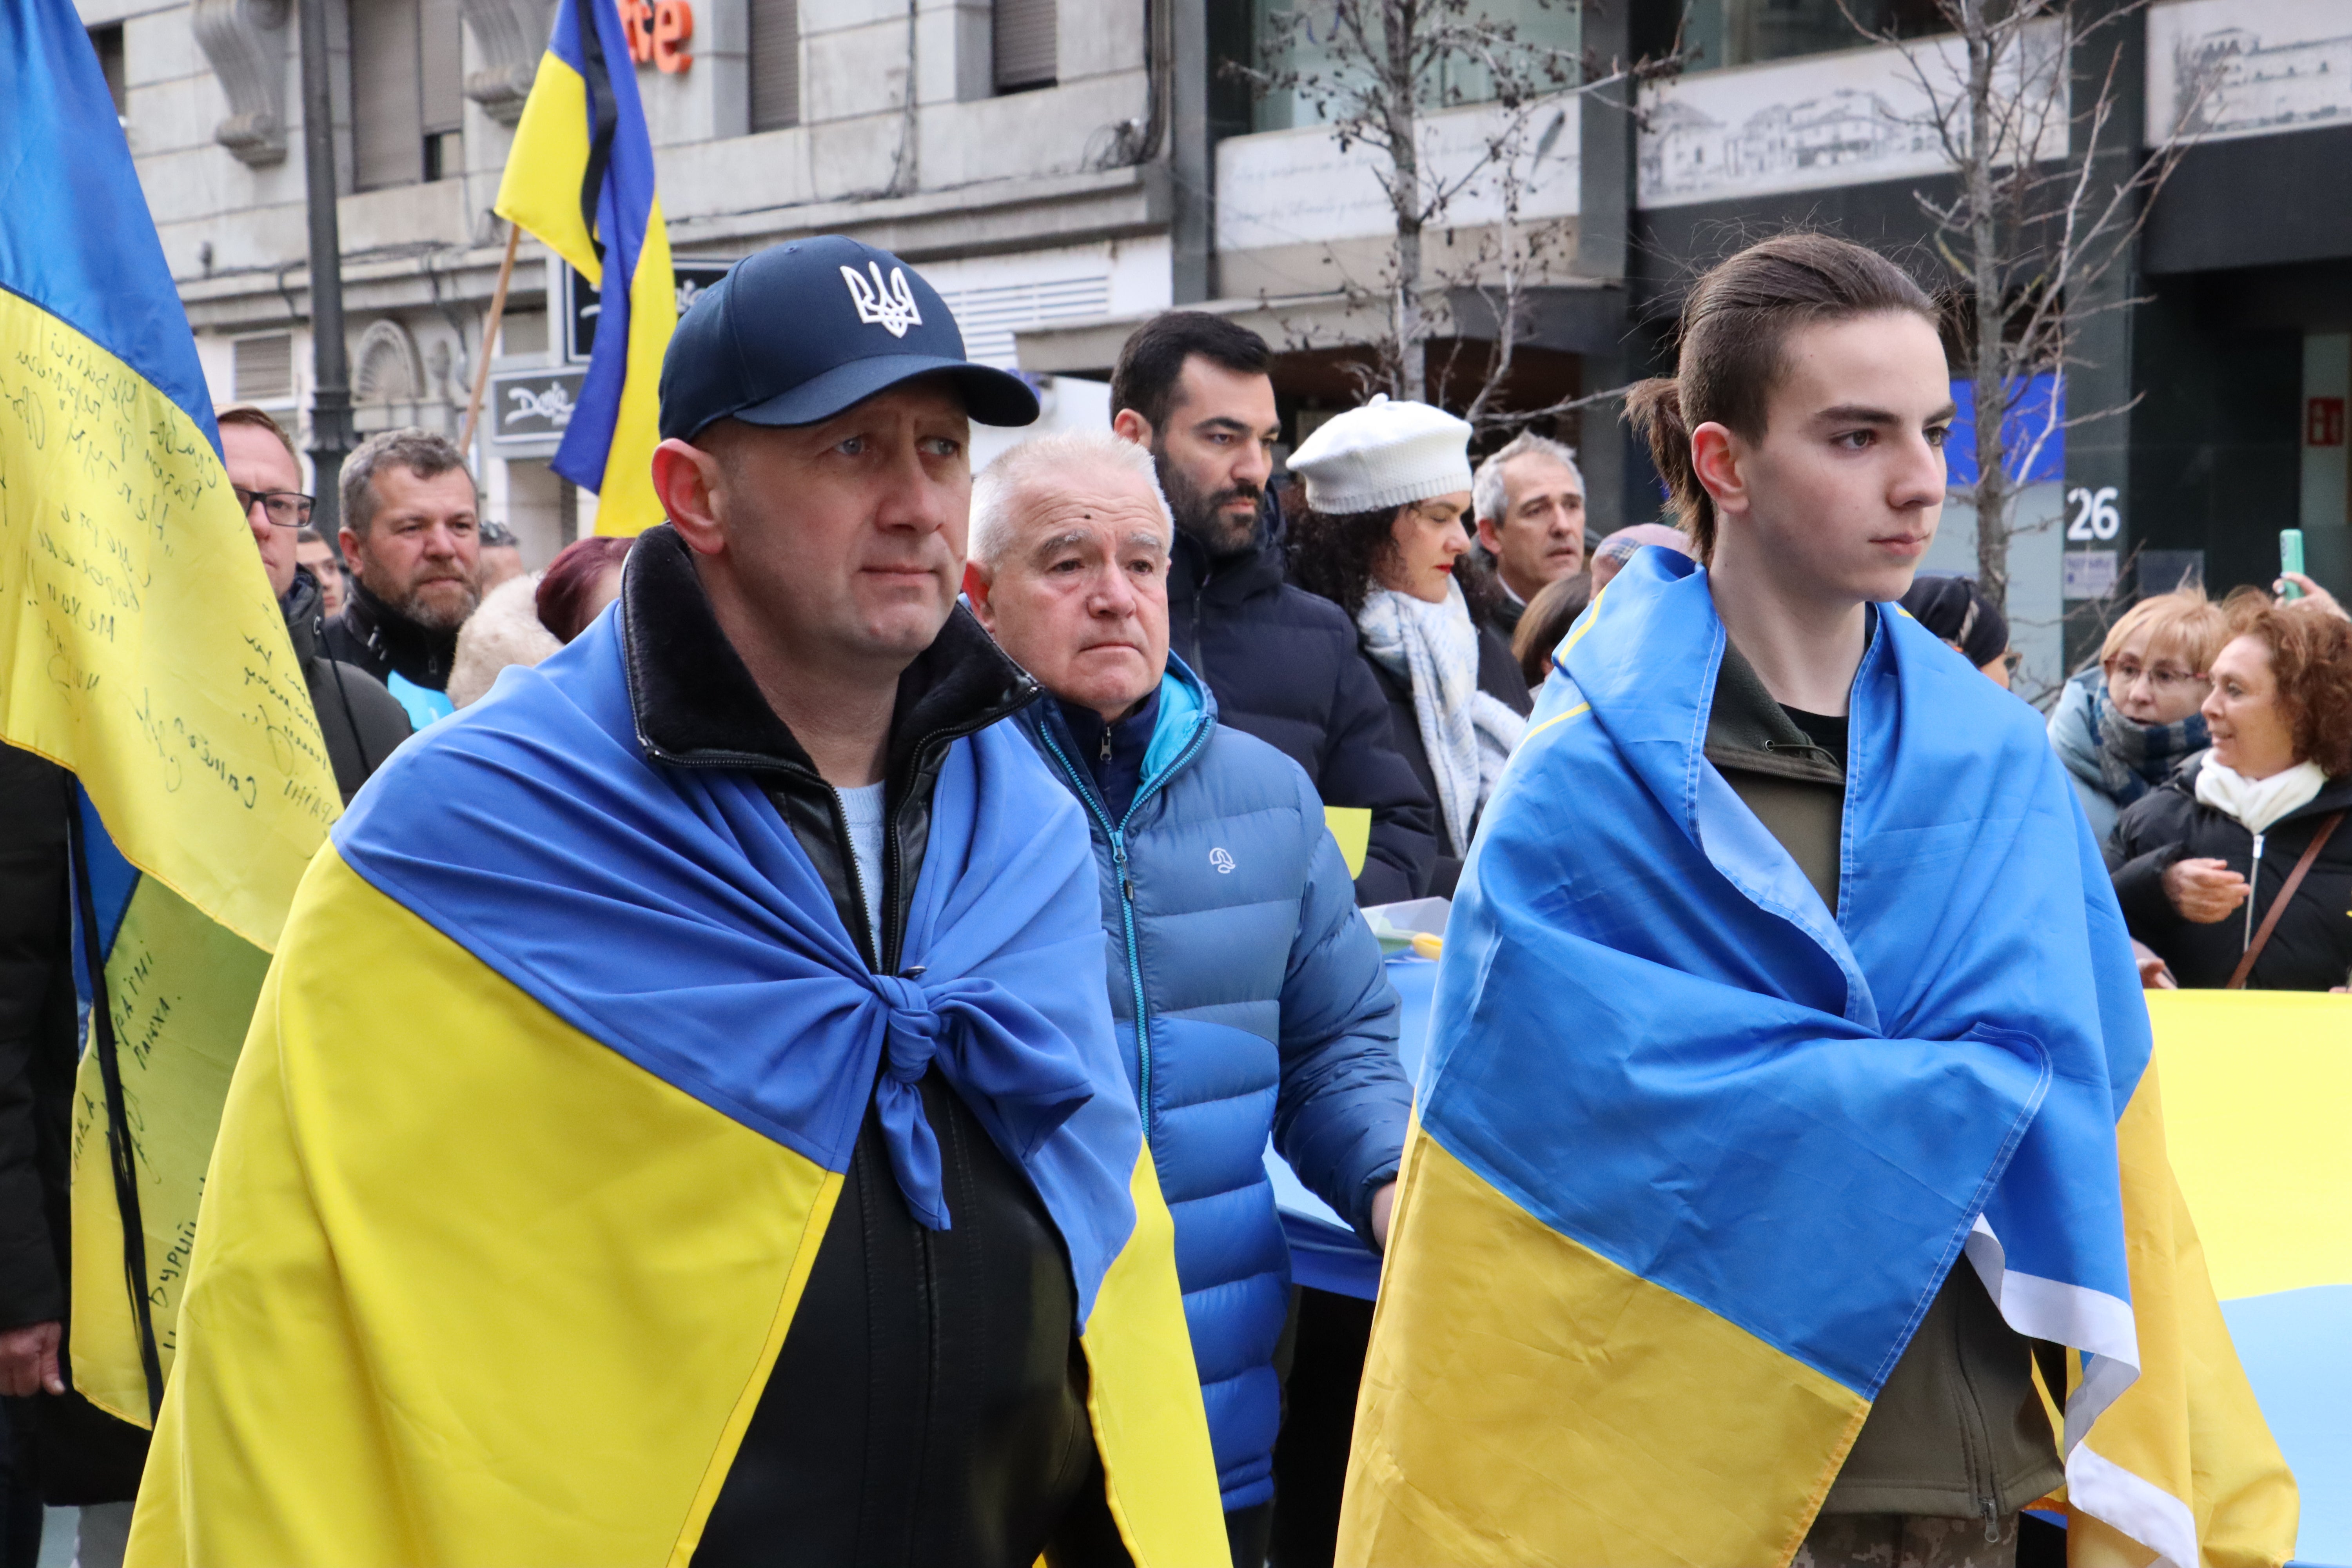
[[297, 0, 352, 538]]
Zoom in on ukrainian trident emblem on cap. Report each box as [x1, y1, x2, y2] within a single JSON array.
[[840, 262, 924, 338]]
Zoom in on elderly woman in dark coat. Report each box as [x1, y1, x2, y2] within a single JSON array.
[[2107, 594, 2352, 991]]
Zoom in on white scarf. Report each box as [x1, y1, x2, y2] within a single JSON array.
[[2194, 756, 2327, 835], [1357, 583, 1526, 856]]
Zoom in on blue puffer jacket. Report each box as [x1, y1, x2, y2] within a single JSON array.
[[1015, 657, 1411, 1512]]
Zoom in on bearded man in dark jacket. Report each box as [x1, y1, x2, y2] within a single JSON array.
[[1110, 314, 1438, 904], [322, 427, 485, 729]]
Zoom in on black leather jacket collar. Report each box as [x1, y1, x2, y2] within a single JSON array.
[[280, 565, 326, 665], [339, 577, 460, 689], [618, 525, 1040, 972]]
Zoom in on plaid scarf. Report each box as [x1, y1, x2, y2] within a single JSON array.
[[2092, 679, 2208, 807]]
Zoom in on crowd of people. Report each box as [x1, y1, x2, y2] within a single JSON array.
[[0, 228, 2334, 1568]]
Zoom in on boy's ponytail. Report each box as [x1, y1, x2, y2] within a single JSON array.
[[1622, 377, 1710, 558]]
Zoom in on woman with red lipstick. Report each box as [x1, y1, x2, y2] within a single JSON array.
[[1287, 397, 1532, 897]]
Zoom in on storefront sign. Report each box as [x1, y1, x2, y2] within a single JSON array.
[[489, 368, 587, 443], [617, 0, 693, 73], [565, 260, 736, 363], [2062, 549, 2120, 601]]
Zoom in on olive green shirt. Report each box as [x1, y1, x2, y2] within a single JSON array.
[[1706, 633, 2063, 1521]]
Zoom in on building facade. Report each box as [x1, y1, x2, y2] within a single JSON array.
[[77, 0, 1183, 563], [80, 0, 2352, 693]]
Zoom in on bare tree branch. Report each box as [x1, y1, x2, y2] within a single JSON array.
[[1838, 0, 2187, 614], [1232, 0, 1675, 415]]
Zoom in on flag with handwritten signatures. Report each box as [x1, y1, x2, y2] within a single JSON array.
[[0, 0, 339, 1425], [494, 0, 676, 535]]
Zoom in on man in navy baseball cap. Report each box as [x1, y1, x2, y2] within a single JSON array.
[[615, 240, 1224, 1559], [659, 236, 1039, 438]]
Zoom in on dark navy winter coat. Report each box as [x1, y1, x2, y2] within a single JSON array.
[[1167, 515, 1440, 904], [1016, 658, 1412, 1512]]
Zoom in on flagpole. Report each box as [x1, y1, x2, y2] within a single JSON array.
[[461, 224, 522, 457]]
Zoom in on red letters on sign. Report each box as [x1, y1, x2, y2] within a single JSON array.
[[614, 0, 691, 71], [2310, 397, 2346, 448], [654, 0, 693, 72]]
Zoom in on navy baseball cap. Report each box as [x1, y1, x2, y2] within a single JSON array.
[[659, 237, 1040, 440]]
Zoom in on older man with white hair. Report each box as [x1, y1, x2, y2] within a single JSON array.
[[964, 432, 1411, 1568], [1470, 431, 1586, 642]]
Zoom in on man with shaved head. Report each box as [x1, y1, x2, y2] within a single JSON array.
[[966, 432, 1411, 1568]]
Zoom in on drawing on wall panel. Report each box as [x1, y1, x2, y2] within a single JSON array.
[[1637, 28, 2065, 210], [2149, 0, 2352, 146]]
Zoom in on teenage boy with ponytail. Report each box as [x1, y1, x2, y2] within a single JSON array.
[[1337, 234, 2293, 1568]]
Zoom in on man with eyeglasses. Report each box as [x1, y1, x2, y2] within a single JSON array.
[[219, 407, 413, 801], [323, 427, 486, 728]]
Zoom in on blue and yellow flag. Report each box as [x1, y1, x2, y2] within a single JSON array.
[[2145, 990, 2351, 1567], [0, 0, 338, 1425], [127, 533, 1224, 1565], [493, 0, 674, 534], [1338, 551, 2296, 1566]]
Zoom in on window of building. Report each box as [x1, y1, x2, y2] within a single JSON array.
[[232, 334, 295, 402], [993, 0, 1056, 94], [88, 24, 127, 117], [748, 0, 800, 130], [351, 0, 465, 191], [1245, 0, 1579, 133], [1678, 0, 1949, 74]]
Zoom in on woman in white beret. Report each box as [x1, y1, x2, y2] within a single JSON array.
[[1289, 396, 1532, 897]]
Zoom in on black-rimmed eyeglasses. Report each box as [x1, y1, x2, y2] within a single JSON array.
[[234, 486, 315, 528]]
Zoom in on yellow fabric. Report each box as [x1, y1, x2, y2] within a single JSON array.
[[2144, 990, 2352, 1300], [0, 292, 337, 946], [2058, 1061, 2299, 1568], [596, 202, 673, 536], [67, 876, 268, 1420], [1338, 1127, 1869, 1567], [1324, 805, 1371, 878], [1079, 1149, 1229, 1568], [129, 848, 1226, 1566], [0, 290, 335, 1421], [128, 849, 842, 1567], [492, 54, 599, 283]]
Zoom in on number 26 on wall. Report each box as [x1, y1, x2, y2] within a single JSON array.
[[2066, 486, 2122, 541]]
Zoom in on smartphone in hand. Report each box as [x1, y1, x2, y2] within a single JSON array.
[[2281, 530, 2305, 601]]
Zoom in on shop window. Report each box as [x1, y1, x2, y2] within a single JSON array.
[[1246, 0, 1580, 133], [1679, 0, 1949, 74]]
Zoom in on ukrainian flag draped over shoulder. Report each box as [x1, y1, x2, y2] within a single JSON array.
[[126, 598, 1224, 1566], [494, 0, 672, 534], [1339, 550, 2296, 1567], [0, 0, 337, 1425]]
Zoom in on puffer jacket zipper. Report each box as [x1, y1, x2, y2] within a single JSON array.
[[1037, 706, 1212, 1140]]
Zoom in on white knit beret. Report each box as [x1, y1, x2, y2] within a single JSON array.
[[1287, 395, 1474, 515]]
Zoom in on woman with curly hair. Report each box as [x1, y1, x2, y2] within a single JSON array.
[[1288, 397, 1531, 896], [2108, 592, 2352, 990]]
